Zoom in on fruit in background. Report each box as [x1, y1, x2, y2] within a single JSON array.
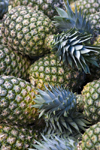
[[71, 0, 100, 16], [53, 0, 93, 35], [29, 54, 85, 93], [0, 124, 39, 150], [0, 45, 31, 80], [12, 0, 64, 19], [82, 79, 100, 123], [88, 12, 100, 34], [0, 75, 38, 125], [81, 122, 100, 150], [0, 0, 9, 19], [1, 6, 56, 58]]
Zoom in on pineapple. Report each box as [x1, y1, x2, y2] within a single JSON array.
[[88, 12, 100, 34], [51, 29, 100, 74], [70, 1, 100, 36], [50, 1, 100, 73], [0, 0, 9, 19], [33, 84, 90, 136], [53, 0, 93, 34], [0, 124, 39, 149], [0, 75, 38, 125], [72, 0, 100, 16], [12, 0, 65, 19], [29, 54, 85, 93], [76, 94, 84, 112], [82, 79, 100, 123], [31, 135, 78, 150], [0, 45, 31, 80], [1, 6, 56, 58], [81, 122, 100, 150], [94, 35, 100, 46]]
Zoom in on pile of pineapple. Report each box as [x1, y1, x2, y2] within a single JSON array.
[[0, 0, 100, 149]]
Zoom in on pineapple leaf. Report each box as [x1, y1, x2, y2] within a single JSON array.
[[55, 7, 68, 17]]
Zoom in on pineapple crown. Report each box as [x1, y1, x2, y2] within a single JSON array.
[[33, 85, 90, 135], [51, 28, 100, 74], [33, 84, 76, 118], [31, 135, 77, 150], [53, 0, 93, 35]]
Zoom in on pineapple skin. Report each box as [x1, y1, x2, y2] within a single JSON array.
[[1, 6, 56, 58], [93, 34, 100, 46], [29, 54, 85, 93], [0, 45, 31, 80], [88, 12, 100, 34], [0, 124, 39, 150], [0, 75, 38, 125], [82, 79, 100, 123], [81, 122, 100, 150], [72, 0, 100, 16], [12, 0, 64, 19], [76, 94, 84, 112]]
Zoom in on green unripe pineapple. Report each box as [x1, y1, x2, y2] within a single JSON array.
[[0, 124, 39, 150], [82, 79, 100, 123], [81, 122, 100, 150], [29, 54, 85, 93], [12, 0, 64, 19], [1, 6, 56, 58], [0, 0, 9, 19], [0, 45, 31, 80], [0, 75, 38, 125]]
